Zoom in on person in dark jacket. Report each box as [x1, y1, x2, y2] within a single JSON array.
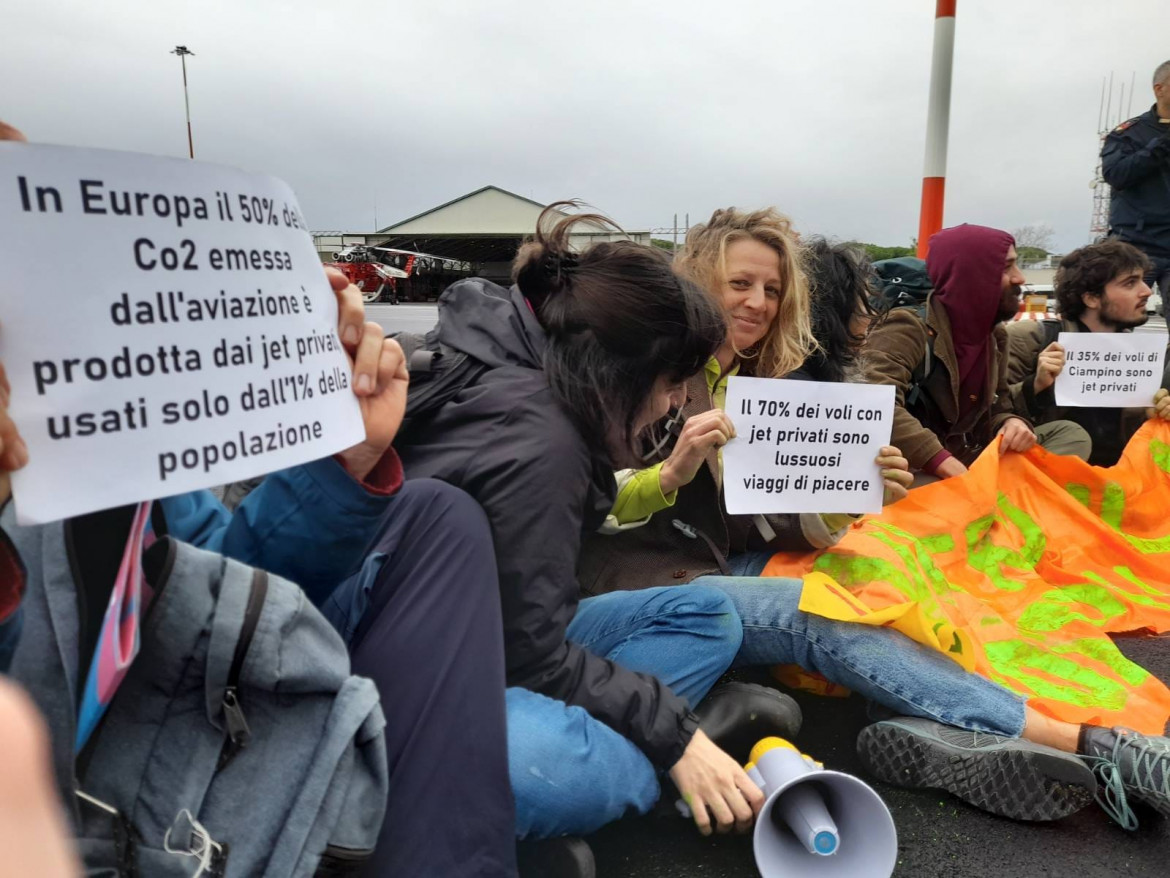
[[865, 224, 1091, 482], [1007, 239, 1170, 466], [379, 206, 772, 857], [1102, 61, 1170, 299]]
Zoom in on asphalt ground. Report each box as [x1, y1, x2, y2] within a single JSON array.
[[370, 303, 1170, 875], [588, 637, 1170, 878]]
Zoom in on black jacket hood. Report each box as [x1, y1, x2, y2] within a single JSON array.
[[433, 278, 545, 371]]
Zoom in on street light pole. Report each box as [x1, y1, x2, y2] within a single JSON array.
[[171, 45, 195, 159]]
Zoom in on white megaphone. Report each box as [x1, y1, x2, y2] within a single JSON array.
[[746, 738, 897, 878]]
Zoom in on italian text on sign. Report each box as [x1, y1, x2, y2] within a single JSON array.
[[0, 144, 364, 524], [722, 377, 894, 515], [1054, 331, 1167, 409]]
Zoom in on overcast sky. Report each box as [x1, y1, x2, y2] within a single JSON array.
[[3, 1, 1166, 252]]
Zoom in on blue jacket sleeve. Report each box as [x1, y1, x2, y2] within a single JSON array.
[[159, 456, 396, 606], [1102, 131, 1170, 190]]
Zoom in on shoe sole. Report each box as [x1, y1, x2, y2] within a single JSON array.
[[857, 722, 1096, 822]]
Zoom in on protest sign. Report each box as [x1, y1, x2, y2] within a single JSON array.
[[722, 377, 894, 515], [1054, 331, 1167, 408], [0, 144, 365, 524]]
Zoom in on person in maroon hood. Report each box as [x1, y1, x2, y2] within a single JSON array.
[[865, 224, 1090, 481]]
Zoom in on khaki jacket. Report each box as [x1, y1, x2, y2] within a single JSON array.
[[864, 298, 1021, 470]]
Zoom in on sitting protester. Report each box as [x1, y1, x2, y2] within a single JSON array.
[[1006, 239, 1170, 466], [359, 205, 780, 876], [577, 207, 1170, 829], [865, 224, 1091, 483], [0, 119, 515, 878], [581, 213, 912, 590], [790, 237, 886, 383]]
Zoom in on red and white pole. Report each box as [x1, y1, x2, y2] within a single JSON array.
[[916, 0, 956, 258]]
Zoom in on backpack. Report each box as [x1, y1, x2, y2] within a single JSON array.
[[871, 257, 933, 313], [872, 257, 936, 405], [5, 515, 389, 878], [391, 331, 489, 439]]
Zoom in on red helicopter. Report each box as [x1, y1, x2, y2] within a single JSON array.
[[324, 245, 460, 304]]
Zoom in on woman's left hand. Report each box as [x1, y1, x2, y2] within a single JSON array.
[[876, 445, 912, 506]]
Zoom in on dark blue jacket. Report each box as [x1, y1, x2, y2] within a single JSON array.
[[1102, 105, 1170, 258]]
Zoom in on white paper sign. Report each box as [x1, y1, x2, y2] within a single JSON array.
[[1054, 331, 1167, 408], [0, 144, 365, 524], [723, 377, 894, 515]]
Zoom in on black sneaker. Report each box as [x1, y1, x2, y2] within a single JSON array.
[[857, 716, 1096, 821], [516, 836, 595, 878], [1080, 726, 1170, 829], [695, 681, 803, 763]]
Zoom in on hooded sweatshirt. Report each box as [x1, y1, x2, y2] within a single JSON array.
[[864, 226, 1024, 471], [927, 224, 1016, 420], [392, 278, 700, 769]]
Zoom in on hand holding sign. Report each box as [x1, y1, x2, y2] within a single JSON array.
[[722, 377, 895, 515], [328, 268, 410, 481], [1034, 342, 1066, 394], [659, 409, 736, 494]]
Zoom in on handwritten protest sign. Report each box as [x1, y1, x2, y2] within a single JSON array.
[[1054, 331, 1167, 408], [0, 144, 365, 524], [722, 377, 894, 515]]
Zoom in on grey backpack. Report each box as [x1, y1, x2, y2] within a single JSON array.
[[5, 515, 388, 878]]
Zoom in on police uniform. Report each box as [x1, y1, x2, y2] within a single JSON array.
[[1102, 104, 1170, 296]]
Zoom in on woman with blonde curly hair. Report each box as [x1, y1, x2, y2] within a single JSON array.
[[673, 207, 817, 379]]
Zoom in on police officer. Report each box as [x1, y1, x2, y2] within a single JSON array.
[[1102, 61, 1170, 305]]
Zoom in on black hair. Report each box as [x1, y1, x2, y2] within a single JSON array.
[[1054, 239, 1152, 322], [513, 203, 726, 464], [799, 237, 883, 383]]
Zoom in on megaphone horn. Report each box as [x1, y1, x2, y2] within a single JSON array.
[[747, 738, 897, 878]]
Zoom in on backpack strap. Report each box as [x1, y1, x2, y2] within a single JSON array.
[[901, 303, 935, 406], [1040, 318, 1061, 349]]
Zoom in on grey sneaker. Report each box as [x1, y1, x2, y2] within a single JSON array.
[[1079, 726, 1170, 829], [857, 716, 1097, 821]]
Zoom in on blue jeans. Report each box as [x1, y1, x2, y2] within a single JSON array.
[[696, 564, 1027, 738], [507, 585, 742, 839]]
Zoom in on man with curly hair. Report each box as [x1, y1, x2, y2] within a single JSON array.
[[1006, 239, 1170, 466]]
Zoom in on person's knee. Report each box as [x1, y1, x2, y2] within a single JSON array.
[[393, 478, 490, 533], [506, 688, 659, 838], [372, 479, 494, 561], [1037, 420, 1092, 461], [658, 585, 744, 660]]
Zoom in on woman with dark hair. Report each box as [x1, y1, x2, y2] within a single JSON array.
[[796, 237, 885, 384], [344, 205, 780, 872], [577, 208, 1170, 830]]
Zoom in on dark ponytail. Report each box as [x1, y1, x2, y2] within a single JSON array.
[[513, 203, 725, 464]]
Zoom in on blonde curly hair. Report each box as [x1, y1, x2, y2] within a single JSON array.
[[674, 207, 816, 378]]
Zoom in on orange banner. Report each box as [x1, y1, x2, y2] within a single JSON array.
[[763, 421, 1170, 733]]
